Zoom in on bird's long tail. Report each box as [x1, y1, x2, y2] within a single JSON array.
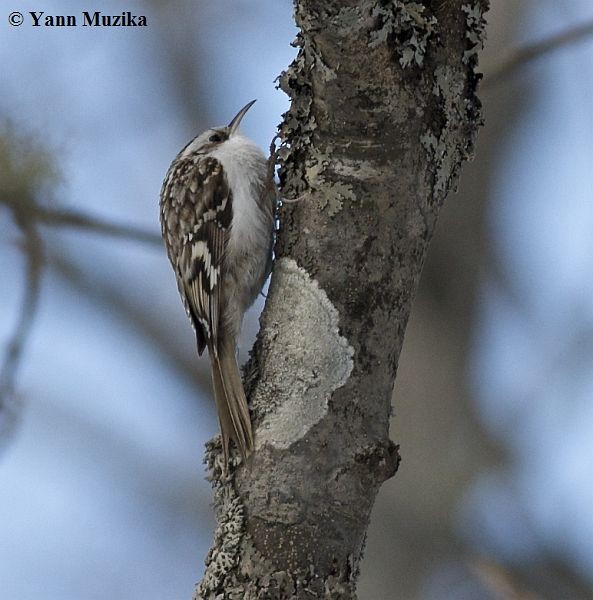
[[209, 337, 254, 467]]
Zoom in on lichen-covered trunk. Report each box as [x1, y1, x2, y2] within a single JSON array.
[[196, 1, 487, 598]]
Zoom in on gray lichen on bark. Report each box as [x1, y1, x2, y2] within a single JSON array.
[[196, 0, 488, 598], [252, 258, 354, 450], [369, 1, 438, 67]]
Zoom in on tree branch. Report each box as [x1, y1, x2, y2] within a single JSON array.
[[483, 19, 593, 89], [1, 197, 162, 246], [0, 214, 43, 446], [47, 250, 211, 394], [0, 129, 162, 448], [196, 1, 488, 598]]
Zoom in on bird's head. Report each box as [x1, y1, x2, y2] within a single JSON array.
[[183, 100, 257, 156]]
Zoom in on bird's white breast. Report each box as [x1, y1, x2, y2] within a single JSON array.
[[210, 134, 268, 256]]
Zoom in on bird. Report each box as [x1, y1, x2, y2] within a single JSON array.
[[160, 100, 276, 467]]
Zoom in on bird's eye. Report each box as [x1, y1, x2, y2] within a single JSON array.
[[209, 133, 223, 143]]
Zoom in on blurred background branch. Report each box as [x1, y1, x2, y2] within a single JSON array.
[[0, 217, 42, 443], [47, 249, 210, 393], [484, 18, 593, 89], [0, 191, 161, 246], [0, 128, 161, 432], [0, 128, 48, 440], [5, 201, 162, 246]]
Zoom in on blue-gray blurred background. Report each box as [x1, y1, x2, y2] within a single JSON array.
[[1, 1, 592, 598]]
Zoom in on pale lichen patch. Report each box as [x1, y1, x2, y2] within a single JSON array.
[[308, 43, 337, 82], [195, 444, 246, 599], [303, 152, 356, 216], [369, 1, 438, 68], [277, 35, 317, 207], [252, 258, 354, 450], [462, 3, 487, 65], [422, 65, 468, 194], [335, 5, 365, 32], [325, 181, 355, 216]]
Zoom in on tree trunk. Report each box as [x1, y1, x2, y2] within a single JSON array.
[[196, 1, 487, 598]]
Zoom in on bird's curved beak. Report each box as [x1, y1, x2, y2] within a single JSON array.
[[228, 99, 257, 137]]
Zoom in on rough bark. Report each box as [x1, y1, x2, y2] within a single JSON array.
[[196, 1, 487, 598]]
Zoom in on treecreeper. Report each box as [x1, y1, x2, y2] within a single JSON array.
[[160, 100, 276, 469]]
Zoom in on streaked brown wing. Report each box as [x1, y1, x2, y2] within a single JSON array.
[[170, 156, 232, 355]]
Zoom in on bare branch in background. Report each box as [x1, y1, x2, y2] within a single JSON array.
[[0, 125, 166, 447], [1, 197, 161, 246], [30, 204, 162, 246], [484, 19, 593, 89], [1, 122, 160, 250], [0, 129, 160, 441], [47, 250, 211, 394], [470, 559, 542, 600], [0, 215, 43, 445]]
